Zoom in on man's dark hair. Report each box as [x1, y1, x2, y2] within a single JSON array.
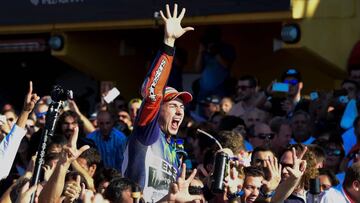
[[103, 177, 137, 203], [319, 168, 339, 187], [94, 167, 122, 190], [45, 152, 61, 166], [218, 116, 246, 131], [238, 75, 258, 88], [284, 143, 306, 154], [291, 110, 311, 121], [65, 171, 89, 189], [344, 162, 360, 188], [251, 146, 275, 165], [341, 79, 359, 90], [78, 147, 101, 168], [55, 110, 85, 137], [243, 166, 265, 179], [49, 135, 68, 146]]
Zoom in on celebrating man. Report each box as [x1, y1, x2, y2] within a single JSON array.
[[121, 4, 194, 202]]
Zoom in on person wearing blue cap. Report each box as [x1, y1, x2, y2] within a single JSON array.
[[267, 68, 310, 118]]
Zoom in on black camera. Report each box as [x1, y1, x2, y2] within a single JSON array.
[[50, 85, 73, 102], [211, 151, 230, 193]]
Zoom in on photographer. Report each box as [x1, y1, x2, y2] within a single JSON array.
[[265, 69, 310, 118]]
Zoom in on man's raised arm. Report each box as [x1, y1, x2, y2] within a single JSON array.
[[136, 4, 193, 128], [0, 81, 40, 179]]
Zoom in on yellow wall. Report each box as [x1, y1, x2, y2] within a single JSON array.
[[292, 0, 360, 70]]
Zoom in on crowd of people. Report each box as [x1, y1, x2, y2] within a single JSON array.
[[1, 3, 360, 203]]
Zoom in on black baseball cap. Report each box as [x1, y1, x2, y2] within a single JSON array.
[[281, 68, 302, 82]]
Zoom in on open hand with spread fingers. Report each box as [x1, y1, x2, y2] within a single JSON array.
[[262, 156, 282, 193], [159, 4, 194, 47], [286, 146, 308, 179]]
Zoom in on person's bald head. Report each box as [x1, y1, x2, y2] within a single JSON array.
[[97, 111, 114, 137]]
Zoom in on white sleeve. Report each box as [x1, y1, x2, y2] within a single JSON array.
[[319, 188, 348, 203], [0, 125, 27, 179]]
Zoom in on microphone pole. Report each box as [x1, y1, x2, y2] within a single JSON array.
[[29, 100, 63, 203], [29, 85, 71, 203]]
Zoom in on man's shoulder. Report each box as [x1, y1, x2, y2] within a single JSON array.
[[87, 130, 98, 139], [320, 188, 348, 203], [112, 128, 127, 139]]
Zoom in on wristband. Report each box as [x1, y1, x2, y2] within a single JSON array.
[[260, 187, 275, 198], [227, 190, 244, 200]]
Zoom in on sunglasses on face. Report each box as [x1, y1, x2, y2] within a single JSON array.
[[26, 125, 35, 129], [189, 186, 204, 195], [283, 79, 299, 86], [325, 149, 342, 156], [253, 133, 275, 140]]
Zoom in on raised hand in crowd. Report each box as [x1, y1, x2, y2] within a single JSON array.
[[157, 163, 203, 203], [159, 3, 194, 47], [60, 126, 90, 166], [42, 164, 56, 182], [15, 182, 39, 203], [261, 156, 282, 202], [63, 175, 82, 203], [17, 81, 40, 128], [68, 99, 96, 134], [0, 118, 11, 139], [39, 126, 89, 203], [287, 147, 308, 179], [272, 146, 308, 202]]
